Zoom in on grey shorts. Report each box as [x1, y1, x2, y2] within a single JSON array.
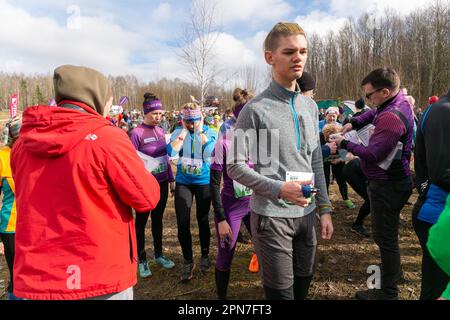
[[250, 212, 318, 290]]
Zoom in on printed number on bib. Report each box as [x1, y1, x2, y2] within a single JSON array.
[[180, 157, 203, 176], [284, 171, 315, 206]]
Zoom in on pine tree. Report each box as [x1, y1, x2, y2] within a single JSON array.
[[33, 85, 46, 105], [19, 79, 28, 111]]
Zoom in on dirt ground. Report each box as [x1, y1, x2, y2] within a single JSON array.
[[127, 184, 421, 300], [0, 183, 421, 300], [0, 182, 421, 300], [0, 154, 422, 300]]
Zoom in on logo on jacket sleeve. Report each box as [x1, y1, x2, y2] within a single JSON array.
[[85, 134, 98, 141], [67, 265, 81, 290]]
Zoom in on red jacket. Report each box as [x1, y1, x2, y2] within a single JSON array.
[[11, 102, 160, 300]]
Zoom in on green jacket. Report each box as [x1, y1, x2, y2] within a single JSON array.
[[427, 194, 450, 299]]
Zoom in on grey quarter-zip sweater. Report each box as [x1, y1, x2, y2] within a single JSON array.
[[227, 80, 332, 218]]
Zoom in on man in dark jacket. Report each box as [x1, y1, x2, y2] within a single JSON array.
[[413, 91, 450, 300]]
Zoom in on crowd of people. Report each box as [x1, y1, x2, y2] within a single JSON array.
[[0, 21, 448, 301]]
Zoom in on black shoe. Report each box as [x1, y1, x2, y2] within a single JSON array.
[[200, 256, 211, 273], [180, 261, 195, 283], [395, 270, 407, 285], [355, 289, 398, 300], [215, 268, 231, 300], [351, 224, 370, 237]]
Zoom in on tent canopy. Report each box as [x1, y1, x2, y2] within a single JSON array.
[[316, 100, 339, 110], [316, 100, 369, 117]]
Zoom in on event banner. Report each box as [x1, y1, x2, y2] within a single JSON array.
[[9, 93, 19, 119]]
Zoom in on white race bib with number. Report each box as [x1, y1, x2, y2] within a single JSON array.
[[152, 156, 168, 174], [137, 151, 160, 173], [286, 172, 314, 183], [233, 181, 253, 199], [180, 157, 203, 176], [284, 172, 315, 206]]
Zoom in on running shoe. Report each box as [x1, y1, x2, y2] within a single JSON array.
[[138, 260, 152, 278], [343, 199, 357, 209], [181, 261, 195, 282], [351, 224, 370, 238], [200, 255, 211, 273], [155, 256, 175, 269]]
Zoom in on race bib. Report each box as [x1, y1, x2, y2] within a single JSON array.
[[284, 172, 315, 206], [233, 181, 253, 199], [286, 172, 314, 184], [180, 157, 203, 176], [152, 156, 168, 175], [137, 151, 160, 173]]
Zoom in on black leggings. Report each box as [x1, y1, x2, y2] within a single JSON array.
[[342, 158, 371, 226], [324, 161, 349, 200], [175, 184, 211, 262], [135, 181, 169, 262], [1, 233, 15, 293], [412, 199, 450, 300]]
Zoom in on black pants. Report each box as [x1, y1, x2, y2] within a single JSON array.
[[1, 233, 15, 293], [324, 161, 349, 200], [135, 180, 169, 262], [342, 158, 370, 226], [175, 184, 211, 262], [368, 178, 412, 294], [412, 199, 450, 300]]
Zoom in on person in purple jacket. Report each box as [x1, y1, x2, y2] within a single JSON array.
[[130, 93, 176, 278], [334, 68, 414, 300], [210, 88, 256, 300]]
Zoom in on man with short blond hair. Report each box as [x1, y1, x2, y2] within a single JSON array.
[[228, 22, 333, 300]]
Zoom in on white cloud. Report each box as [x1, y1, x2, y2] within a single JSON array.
[[151, 3, 172, 22], [329, 0, 429, 17], [215, 0, 292, 25], [1, 0, 432, 86], [0, 0, 141, 76], [295, 10, 348, 37], [214, 33, 260, 68], [294, 0, 429, 38]]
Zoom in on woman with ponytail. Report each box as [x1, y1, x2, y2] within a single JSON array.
[[167, 99, 217, 282], [130, 93, 176, 278], [210, 89, 258, 299]]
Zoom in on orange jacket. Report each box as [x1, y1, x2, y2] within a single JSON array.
[[11, 101, 160, 300]]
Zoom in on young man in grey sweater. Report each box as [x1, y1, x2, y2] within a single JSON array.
[[227, 22, 334, 300]]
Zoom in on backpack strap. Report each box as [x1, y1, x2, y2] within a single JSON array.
[[420, 105, 433, 134]]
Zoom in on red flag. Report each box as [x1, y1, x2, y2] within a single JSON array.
[[9, 93, 19, 119]]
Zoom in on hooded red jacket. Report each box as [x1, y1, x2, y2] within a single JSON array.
[[11, 102, 160, 300]]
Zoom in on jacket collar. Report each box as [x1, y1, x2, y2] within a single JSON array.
[[377, 91, 402, 112], [268, 79, 301, 103]]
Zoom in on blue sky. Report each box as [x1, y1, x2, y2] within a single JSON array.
[[0, 0, 429, 85]]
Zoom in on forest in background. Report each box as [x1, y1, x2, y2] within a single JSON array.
[[0, 1, 448, 112]]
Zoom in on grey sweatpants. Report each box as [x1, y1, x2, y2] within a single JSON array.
[[251, 212, 317, 290]]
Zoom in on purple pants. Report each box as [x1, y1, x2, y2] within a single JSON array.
[[215, 194, 252, 271]]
